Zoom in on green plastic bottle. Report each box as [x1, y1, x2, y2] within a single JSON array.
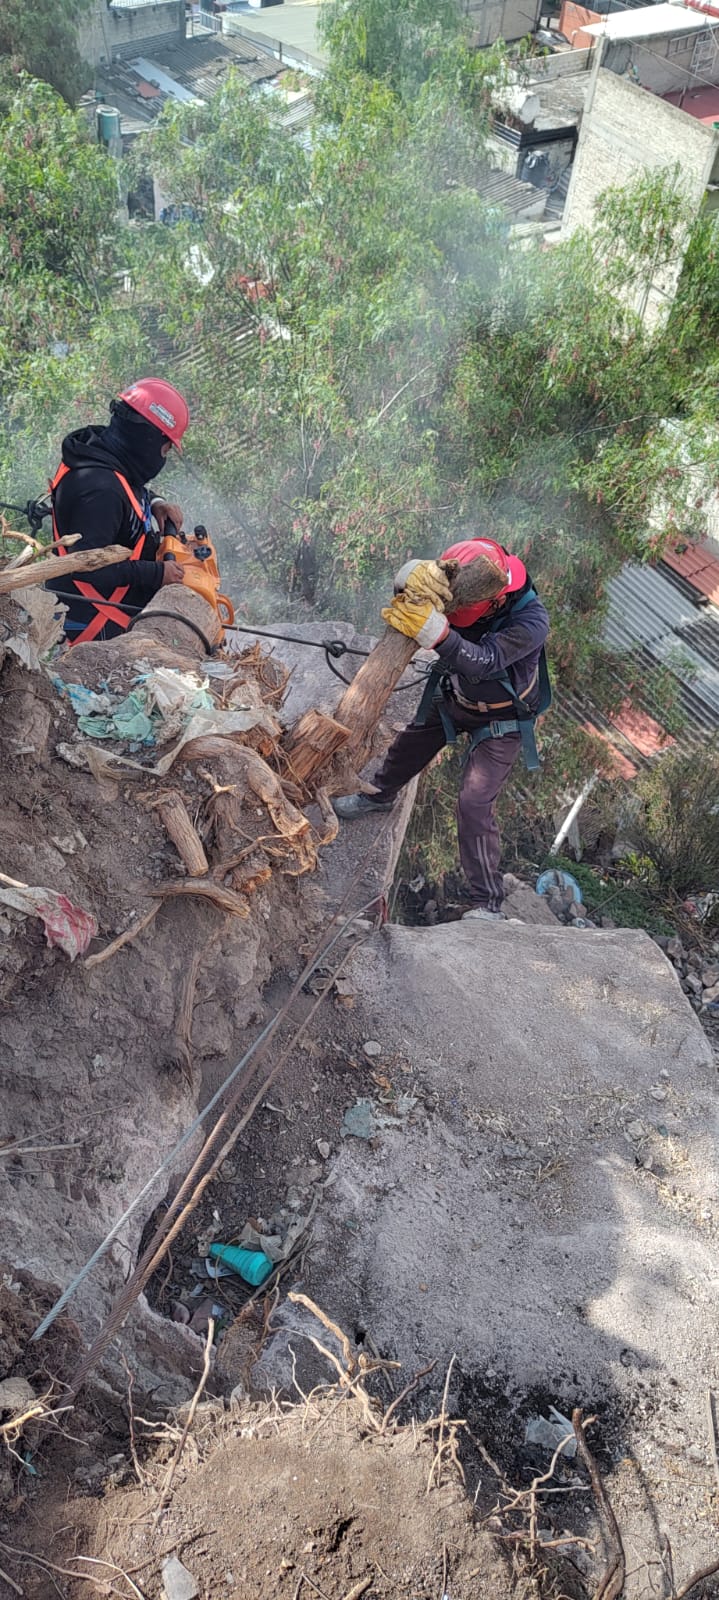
[[209, 1242, 273, 1287]]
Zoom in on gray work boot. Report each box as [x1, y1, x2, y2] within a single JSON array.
[[332, 792, 395, 820], [462, 906, 503, 921]]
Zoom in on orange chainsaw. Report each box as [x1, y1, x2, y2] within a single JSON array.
[[157, 520, 235, 641]]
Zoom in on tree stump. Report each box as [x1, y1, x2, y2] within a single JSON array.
[[283, 708, 351, 785], [56, 587, 224, 683], [129, 585, 224, 658]]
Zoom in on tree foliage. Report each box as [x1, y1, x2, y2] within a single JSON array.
[[317, 0, 466, 99], [0, 80, 122, 356], [0, 0, 90, 107]]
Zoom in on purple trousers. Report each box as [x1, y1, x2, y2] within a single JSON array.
[[373, 701, 521, 912]]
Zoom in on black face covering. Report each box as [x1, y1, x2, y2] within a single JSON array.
[[105, 399, 168, 485]]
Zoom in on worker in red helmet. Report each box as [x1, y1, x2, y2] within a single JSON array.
[[47, 379, 190, 646], [334, 541, 551, 921]]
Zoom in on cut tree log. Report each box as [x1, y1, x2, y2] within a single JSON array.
[[0, 544, 129, 595], [126, 584, 224, 655], [281, 626, 416, 794], [283, 708, 351, 785]]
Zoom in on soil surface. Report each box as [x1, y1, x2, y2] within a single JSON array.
[[4, 1393, 523, 1600]]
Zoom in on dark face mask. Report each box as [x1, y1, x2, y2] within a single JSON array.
[[106, 400, 168, 484]]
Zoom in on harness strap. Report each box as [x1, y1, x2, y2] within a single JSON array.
[[465, 717, 540, 772]]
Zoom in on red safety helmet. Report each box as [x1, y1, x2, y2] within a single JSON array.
[[118, 378, 189, 452], [441, 537, 527, 628]]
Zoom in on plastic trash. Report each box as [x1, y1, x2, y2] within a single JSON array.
[[77, 691, 155, 745], [536, 868, 583, 904], [0, 878, 97, 959], [208, 1242, 273, 1286], [341, 1095, 417, 1140], [524, 1406, 577, 1458], [51, 678, 112, 717]]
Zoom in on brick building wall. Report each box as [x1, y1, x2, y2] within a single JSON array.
[[559, 1, 602, 48], [79, 0, 184, 67]]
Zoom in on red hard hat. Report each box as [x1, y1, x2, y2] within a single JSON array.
[[118, 378, 189, 451], [441, 538, 527, 627]]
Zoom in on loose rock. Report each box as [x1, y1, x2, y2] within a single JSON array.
[[162, 1555, 199, 1600], [0, 1376, 35, 1415]]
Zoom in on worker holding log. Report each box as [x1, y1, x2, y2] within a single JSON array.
[[47, 379, 190, 646], [334, 540, 550, 921]]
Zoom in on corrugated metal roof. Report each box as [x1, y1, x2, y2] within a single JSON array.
[[476, 168, 547, 218], [605, 562, 719, 737], [605, 563, 698, 648]]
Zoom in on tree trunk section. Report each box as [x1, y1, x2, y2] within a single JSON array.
[[130, 585, 224, 657], [61, 587, 224, 681], [282, 627, 416, 793], [283, 709, 351, 785]]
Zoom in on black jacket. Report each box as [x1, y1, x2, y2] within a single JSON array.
[[47, 425, 164, 640]]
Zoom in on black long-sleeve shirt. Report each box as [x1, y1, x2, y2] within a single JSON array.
[[47, 425, 164, 640]]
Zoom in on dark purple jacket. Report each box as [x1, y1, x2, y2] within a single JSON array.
[[433, 591, 549, 714]]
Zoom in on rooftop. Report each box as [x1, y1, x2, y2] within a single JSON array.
[[219, 3, 327, 71], [583, 2, 719, 39], [96, 30, 281, 132], [532, 71, 591, 127], [664, 83, 719, 123]]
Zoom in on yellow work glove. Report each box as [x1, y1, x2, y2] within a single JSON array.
[[381, 593, 449, 648], [393, 558, 454, 611]]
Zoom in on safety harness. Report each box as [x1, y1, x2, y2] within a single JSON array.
[[50, 462, 153, 646], [415, 588, 552, 772]]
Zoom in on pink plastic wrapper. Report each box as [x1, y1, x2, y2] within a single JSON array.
[[0, 879, 97, 960]]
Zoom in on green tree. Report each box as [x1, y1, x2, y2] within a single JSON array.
[[0, 79, 145, 503], [317, 0, 466, 98], [0, 0, 91, 107], [0, 79, 122, 356]]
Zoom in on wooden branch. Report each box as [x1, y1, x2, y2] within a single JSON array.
[[572, 1409, 626, 1600], [84, 904, 160, 969], [314, 786, 340, 845], [0, 544, 129, 594], [153, 792, 209, 877], [674, 1554, 719, 1600], [168, 946, 204, 1084], [146, 878, 250, 917], [283, 708, 351, 785]]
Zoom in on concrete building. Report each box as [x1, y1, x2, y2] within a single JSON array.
[[579, 1, 719, 92], [79, 0, 185, 68], [558, 5, 719, 321]]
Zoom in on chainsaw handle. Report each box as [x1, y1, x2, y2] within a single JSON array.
[[217, 593, 235, 626]]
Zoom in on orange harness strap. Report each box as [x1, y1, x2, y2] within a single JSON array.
[[49, 464, 149, 645]]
